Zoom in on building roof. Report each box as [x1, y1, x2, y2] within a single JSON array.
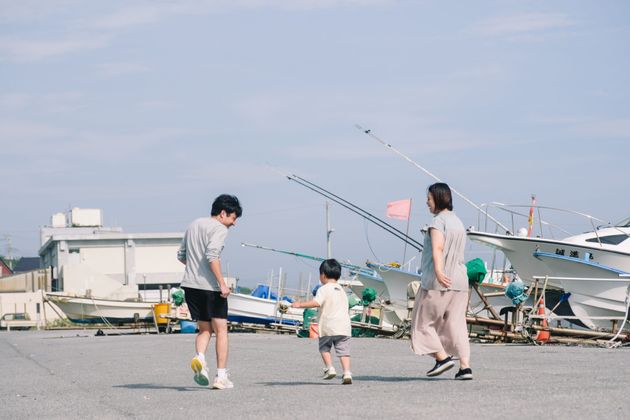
[[39, 231, 184, 255], [13, 257, 40, 273]]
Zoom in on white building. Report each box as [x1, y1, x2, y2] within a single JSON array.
[[39, 209, 185, 301]]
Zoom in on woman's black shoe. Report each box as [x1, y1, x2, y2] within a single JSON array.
[[454, 368, 473, 380], [426, 356, 455, 377]]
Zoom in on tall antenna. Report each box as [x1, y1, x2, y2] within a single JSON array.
[[3, 234, 13, 270], [325, 201, 334, 258]]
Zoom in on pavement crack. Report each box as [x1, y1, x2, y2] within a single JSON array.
[[2, 338, 56, 376]]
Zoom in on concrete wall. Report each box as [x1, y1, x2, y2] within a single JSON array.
[[135, 244, 181, 273], [0, 291, 63, 326], [79, 246, 125, 275], [0, 270, 51, 293]]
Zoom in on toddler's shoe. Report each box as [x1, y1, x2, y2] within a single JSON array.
[[322, 366, 337, 380]]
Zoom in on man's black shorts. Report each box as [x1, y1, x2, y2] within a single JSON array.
[[182, 287, 228, 321]]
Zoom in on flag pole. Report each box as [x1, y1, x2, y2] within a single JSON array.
[[402, 198, 412, 269], [527, 194, 536, 237]]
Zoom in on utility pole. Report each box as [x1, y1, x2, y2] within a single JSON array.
[[325, 201, 334, 259], [3, 234, 13, 270]]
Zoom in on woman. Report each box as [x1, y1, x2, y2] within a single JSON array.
[[410, 182, 472, 380]]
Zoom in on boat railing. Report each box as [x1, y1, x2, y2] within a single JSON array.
[[475, 202, 627, 245]]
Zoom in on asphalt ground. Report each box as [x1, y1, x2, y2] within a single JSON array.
[[1, 329, 629, 420]]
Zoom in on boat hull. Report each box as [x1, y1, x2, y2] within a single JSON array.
[[468, 231, 630, 286], [366, 263, 421, 321], [534, 252, 630, 330], [352, 272, 389, 300], [46, 295, 154, 324], [227, 293, 303, 326], [48, 293, 305, 326], [467, 230, 619, 323]]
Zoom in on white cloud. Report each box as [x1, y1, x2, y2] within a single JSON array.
[[0, 0, 80, 23], [89, 0, 393, 29], [1, 0, 390, 62], [181, 161, 281, 188], [0, 92, 84, 113], [96, 62, 151, 77], [0, 35, 110, 62], [533, 116, 630, 139], [90, 3, 181, 30], [284, 130, 507, 161], [68, 128, 191, 160], [473, 13, 576, 38], [0, 121, 67, 146], [137, 100, 176, 111], [0, 121, 190, 161], [0, 94, 32, 110]]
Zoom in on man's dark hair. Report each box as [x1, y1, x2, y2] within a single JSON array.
[[211, 194, 243, 217], [319, 259, 342, 280], [428, 183, 453, 211]]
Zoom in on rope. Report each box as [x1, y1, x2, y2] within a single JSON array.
[[90, 297, 120, 334], [606, 284, 630, 348], [363, 219, 382, 263]]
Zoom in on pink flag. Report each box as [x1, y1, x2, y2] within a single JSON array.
[[386, 199, 411, 221]]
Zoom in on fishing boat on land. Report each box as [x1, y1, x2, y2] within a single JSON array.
[[534, 252, 630, 330], [350, 270, 389, 300], [469, 207, 630, 328], [47, 284, 305, 326], [228, 285, 303, 325], [46, 294, 154, 324], [366, 262, 417, 310], [468, 218, 630, 288]]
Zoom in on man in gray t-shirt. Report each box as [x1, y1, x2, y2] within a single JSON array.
[[177, 194, 242, 390]]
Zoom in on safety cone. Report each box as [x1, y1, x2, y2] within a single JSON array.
[[535, 295, 551, 343], [309, 322, 319, 339]]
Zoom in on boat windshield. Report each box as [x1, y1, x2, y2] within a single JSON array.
[[614, 216, 630, 227]]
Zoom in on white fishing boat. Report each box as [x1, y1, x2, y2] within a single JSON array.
[[46, 294, 154, 324], [469, 208, 630, 328], [228, 292, 303, 325], [365, 262, 420, 323], [534, 251, 630, 330], [350, 271, 389, 300], [47, 291, 305, 326], [468, 227, 630, 288]]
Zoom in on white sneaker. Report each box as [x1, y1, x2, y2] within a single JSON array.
[[191, 356, 210, 386], [322, 366, 337, 380], [212, 375, 234, 390], [342, 373, 353, 385]]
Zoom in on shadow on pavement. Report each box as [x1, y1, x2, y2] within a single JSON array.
[[257, 381, 331, 386], [258, 375, 448, 386], [113, 383, 204, 392], [353, 375, 448, 382]]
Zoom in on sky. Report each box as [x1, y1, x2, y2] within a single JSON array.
[[1, 0, 629, 288]]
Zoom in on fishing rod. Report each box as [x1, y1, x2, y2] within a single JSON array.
[[355, 124, 512, 234], [289, 175, 422, 251], [241, 242, 375, 275], [291, 174, 424, 250], [286, 174, 423, 251]]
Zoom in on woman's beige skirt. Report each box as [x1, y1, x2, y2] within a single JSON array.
[[410, 288, 470, 359]]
